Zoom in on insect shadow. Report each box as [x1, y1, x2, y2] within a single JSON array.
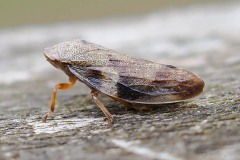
[[78, 96, 199, 117]]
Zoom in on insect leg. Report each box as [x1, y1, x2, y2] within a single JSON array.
[[42, 76, 77, 122], [91, 90, 114, 127]]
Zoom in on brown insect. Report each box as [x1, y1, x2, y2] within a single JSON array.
[[43, 39, 204, 127]]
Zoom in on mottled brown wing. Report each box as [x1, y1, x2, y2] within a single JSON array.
[[67, 49, 204, 104]]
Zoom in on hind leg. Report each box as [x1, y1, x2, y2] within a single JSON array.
[[91, 90, 114, 127]]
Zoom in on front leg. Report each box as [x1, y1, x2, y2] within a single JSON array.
[[42, 76, 77, 122]]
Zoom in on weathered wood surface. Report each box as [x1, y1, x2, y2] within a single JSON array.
[[0, 2, 239, 160]]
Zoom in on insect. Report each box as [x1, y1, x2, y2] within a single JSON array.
[[43, 39, 204, 127]]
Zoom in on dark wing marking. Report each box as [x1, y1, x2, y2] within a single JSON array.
[[67, 49, 204, 104]]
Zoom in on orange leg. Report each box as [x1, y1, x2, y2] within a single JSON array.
[[91, 90, 114, 127], [42, 76, 77, 122]]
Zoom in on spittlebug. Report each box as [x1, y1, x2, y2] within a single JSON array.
[[43, 40, 204, 127]]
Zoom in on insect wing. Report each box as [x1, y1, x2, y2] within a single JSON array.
[[67, 48, 203, 104]]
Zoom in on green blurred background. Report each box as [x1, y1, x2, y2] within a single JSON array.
[[0, 0, 225, 28]]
